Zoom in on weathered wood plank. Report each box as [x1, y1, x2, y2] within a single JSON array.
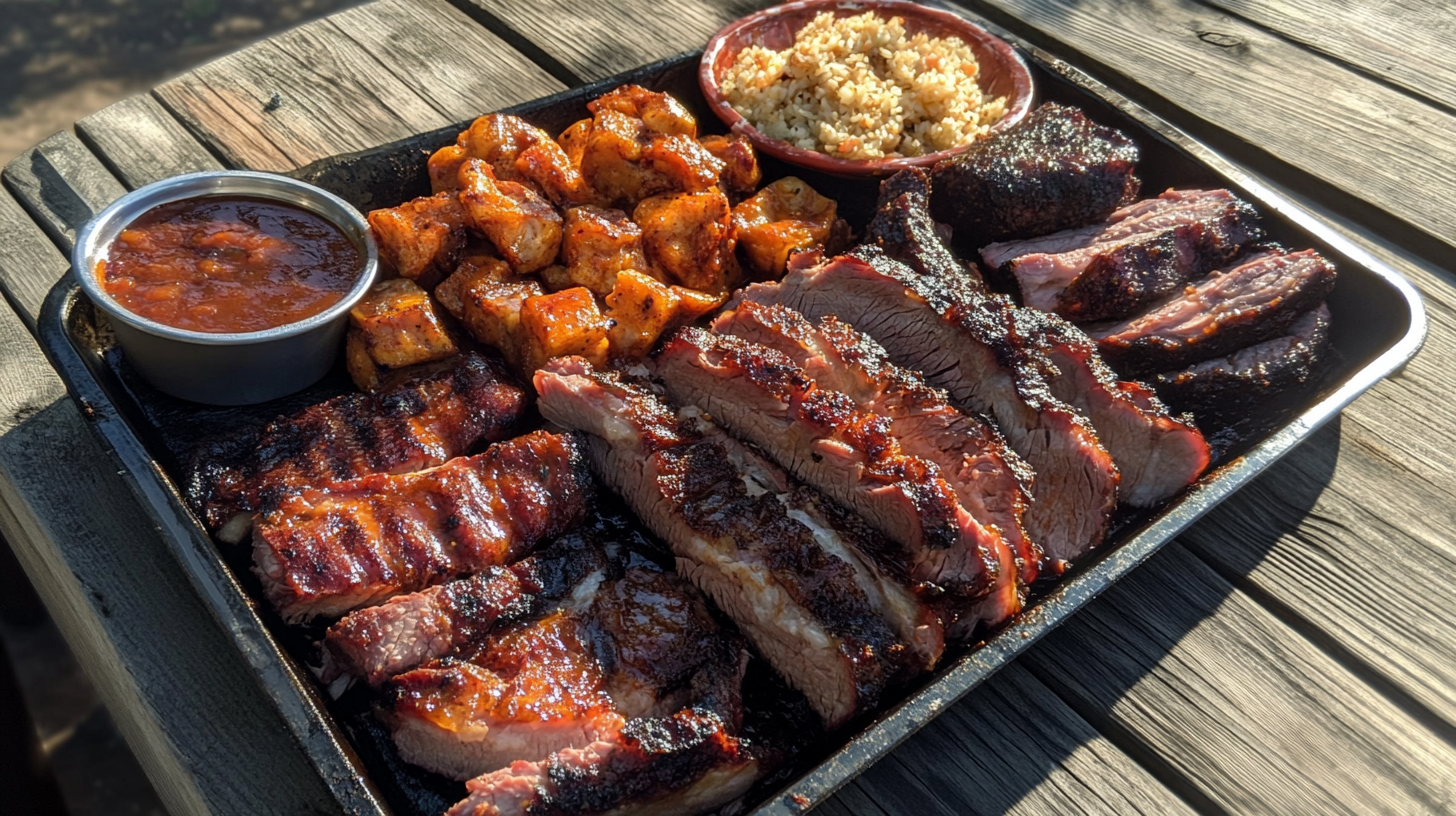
[[454, 0, 771, 83], [2, 130, 127, 251], [1024, 543, 1456, 816], [0, 186, 69, 331], [952, 0, 1456, 253], [75, 94, 225, 188], [825, 663, 1199, 816]]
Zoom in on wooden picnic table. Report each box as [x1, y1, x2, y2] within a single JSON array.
[[2, 0, 1454, 813]]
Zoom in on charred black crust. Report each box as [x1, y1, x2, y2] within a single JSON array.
[[865, 168, 982, 286]]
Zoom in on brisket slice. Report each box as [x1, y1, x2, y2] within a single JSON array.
[[186, 351, 527, 543], [1152, 303, 1333, 430], [1018, 311, 1210, 506], [252, 430, 591, 621], [930, 102, 1140, 251], [736, 250, 1119, 566], [535, 359, 941, 728], [984, 188, 1262, 322], [865, 168, 983, 286], [712, 301, 1041, 588], [447, 709, 758, 816], [1092, 247, 1338, 376]]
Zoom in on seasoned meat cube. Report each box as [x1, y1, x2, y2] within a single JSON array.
[[634, 188, 736, 293], [561, 205, 650, 295], [367, 192, 468, 289], [458, 158, 563, 275], [558, 119, 593, 167], [436, 258, 541, 369], [699, 134, 761, 197], [428, 144, 469, 194], [455, 113, 590, 206], [520, 287, 611, 373], [642, 134, 724, 194], [346, 279, 458, 393], [580, 111, 723, 208], [588, 84, 697, 137], [672, 285, 728, 322], [515, 137, 593, 207], [733, 176, 845, 279], [605, 269, 680, 359]]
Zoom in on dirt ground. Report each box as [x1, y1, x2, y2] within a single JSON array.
[[0, 0, 363, 164]]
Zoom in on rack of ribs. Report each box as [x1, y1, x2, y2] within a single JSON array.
[[252, 429, 591, 621], [535, 358, 942, 728], [186, 351, 527, 543]]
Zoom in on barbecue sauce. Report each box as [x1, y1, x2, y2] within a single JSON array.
[[98, 196, 362, 333]]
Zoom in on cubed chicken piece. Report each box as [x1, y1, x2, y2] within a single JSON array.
[[588, 84, 697, 137], [428, 144, 469, 194], [519, 287, 612, 373], [561, 206, 649, 295], [732, 176, 845, 279], [634, 188, 736, 293], [435, 259, 541, 369], [367, 192, 468, 289], [604, 269, 680, 359], [458, 159, 563, 275], [698, 134, 761, 197], [345, 280, 458, 393]]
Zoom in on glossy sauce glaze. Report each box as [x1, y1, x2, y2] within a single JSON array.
[[98, 196, 362, 333]]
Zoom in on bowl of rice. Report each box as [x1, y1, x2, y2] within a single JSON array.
[[700, 0, 1034, 176]]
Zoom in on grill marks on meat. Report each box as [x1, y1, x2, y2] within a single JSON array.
[[930, 103, 1140, 251], [1092, 247, 1338, 376], [984, 188, 1262, 321], [535, 359, 940, 728], [1019, 312, 1210, 507], [865, 168, 980, 285], [738, 251, 1119, 566], [186, 352, 526, 543], [253, 430, 591, 621], [712, 301, 1040, 589]]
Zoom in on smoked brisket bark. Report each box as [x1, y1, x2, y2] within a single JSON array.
[[864, 168, 982, 285], [737, 250, 1119, 566], [186, 351, 527, 543], [713, 301, 1042, 587], [535, 358, 941, 728], [1092, 247, 1338, 376], [253, 430, 591, 621], [930, 103, 1140, 251], [983, 188, 1262, 321]]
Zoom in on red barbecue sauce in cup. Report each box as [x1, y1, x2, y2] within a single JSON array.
[[96, 196, 362, 334]]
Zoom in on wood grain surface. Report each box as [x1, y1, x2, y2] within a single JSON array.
[[75, 94, 225, 189], [2, 131, 127, 250], [0, 186, 69, 330]]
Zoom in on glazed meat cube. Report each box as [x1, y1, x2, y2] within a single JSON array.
[[436, 258, 542, 369], [604, 269, 680, 358], [733, 176, 845, 279], [588, 84, 697, 137], [634, 187, 736, 293], [672, 285, 729, 322], [520, 287, 612, 373], [515, 136, 593, 207], [458, 158, 563, 275], [367, 192, 468, 289], [346, 279, 458, 393], [428, 144, 469, 194], [558, 119, 593, 168], [699, 133, 761, 197], [642, 134, 724, 195], [454, 113, 590, 206], [561, 205, 650, 295], [580, 111, 723, 208]]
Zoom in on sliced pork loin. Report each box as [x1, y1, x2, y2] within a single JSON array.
[[712, 301, 1042, 587], [1019, 311, 1210, 506], [737, 249, 1119, 567], [253, 430, 591, 621], [535, 358, 942, 728], [447, 709, 759, 816], [1092, 247, 1338, 376], [1152, 303, 1333, 430], [864, 168, 982, 285]]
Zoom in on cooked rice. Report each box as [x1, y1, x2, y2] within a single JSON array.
[[720, 11, 1007, 161]]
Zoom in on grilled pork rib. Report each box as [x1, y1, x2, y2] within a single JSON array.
[[983, 188, 1262, 321], [535, 359, 941, 728], [186, 352, 526, 543], [713, 301, 1042, 587], [738, 250, 1119, 566], [253, 430, 591, 621]]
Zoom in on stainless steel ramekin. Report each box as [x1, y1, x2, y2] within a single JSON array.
[[73, 170, 378, 405]]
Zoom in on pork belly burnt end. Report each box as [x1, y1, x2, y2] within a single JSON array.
[[984, 188, 1262, 321], [186, 351, 526, 544], [535, 359, 942, 728], [447, 709, 758, 816], [253, 430, 591, 621], [1092, 247, 1338, 376], [737, 250, 1119, 566], [1019, 311, 1209, 506], [367, 192, 468, 289], [653, 326, 1017, 625], [930, 103, 1140, 250], [713, 301, 1041, 587]]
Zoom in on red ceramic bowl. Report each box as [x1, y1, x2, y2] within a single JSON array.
[[700, 0, 1034, 177]]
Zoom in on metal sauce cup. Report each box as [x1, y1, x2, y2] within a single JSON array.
[[73, 171, 379, 405]]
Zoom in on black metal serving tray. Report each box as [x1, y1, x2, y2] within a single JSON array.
[[38, 23, 1426, 816]]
